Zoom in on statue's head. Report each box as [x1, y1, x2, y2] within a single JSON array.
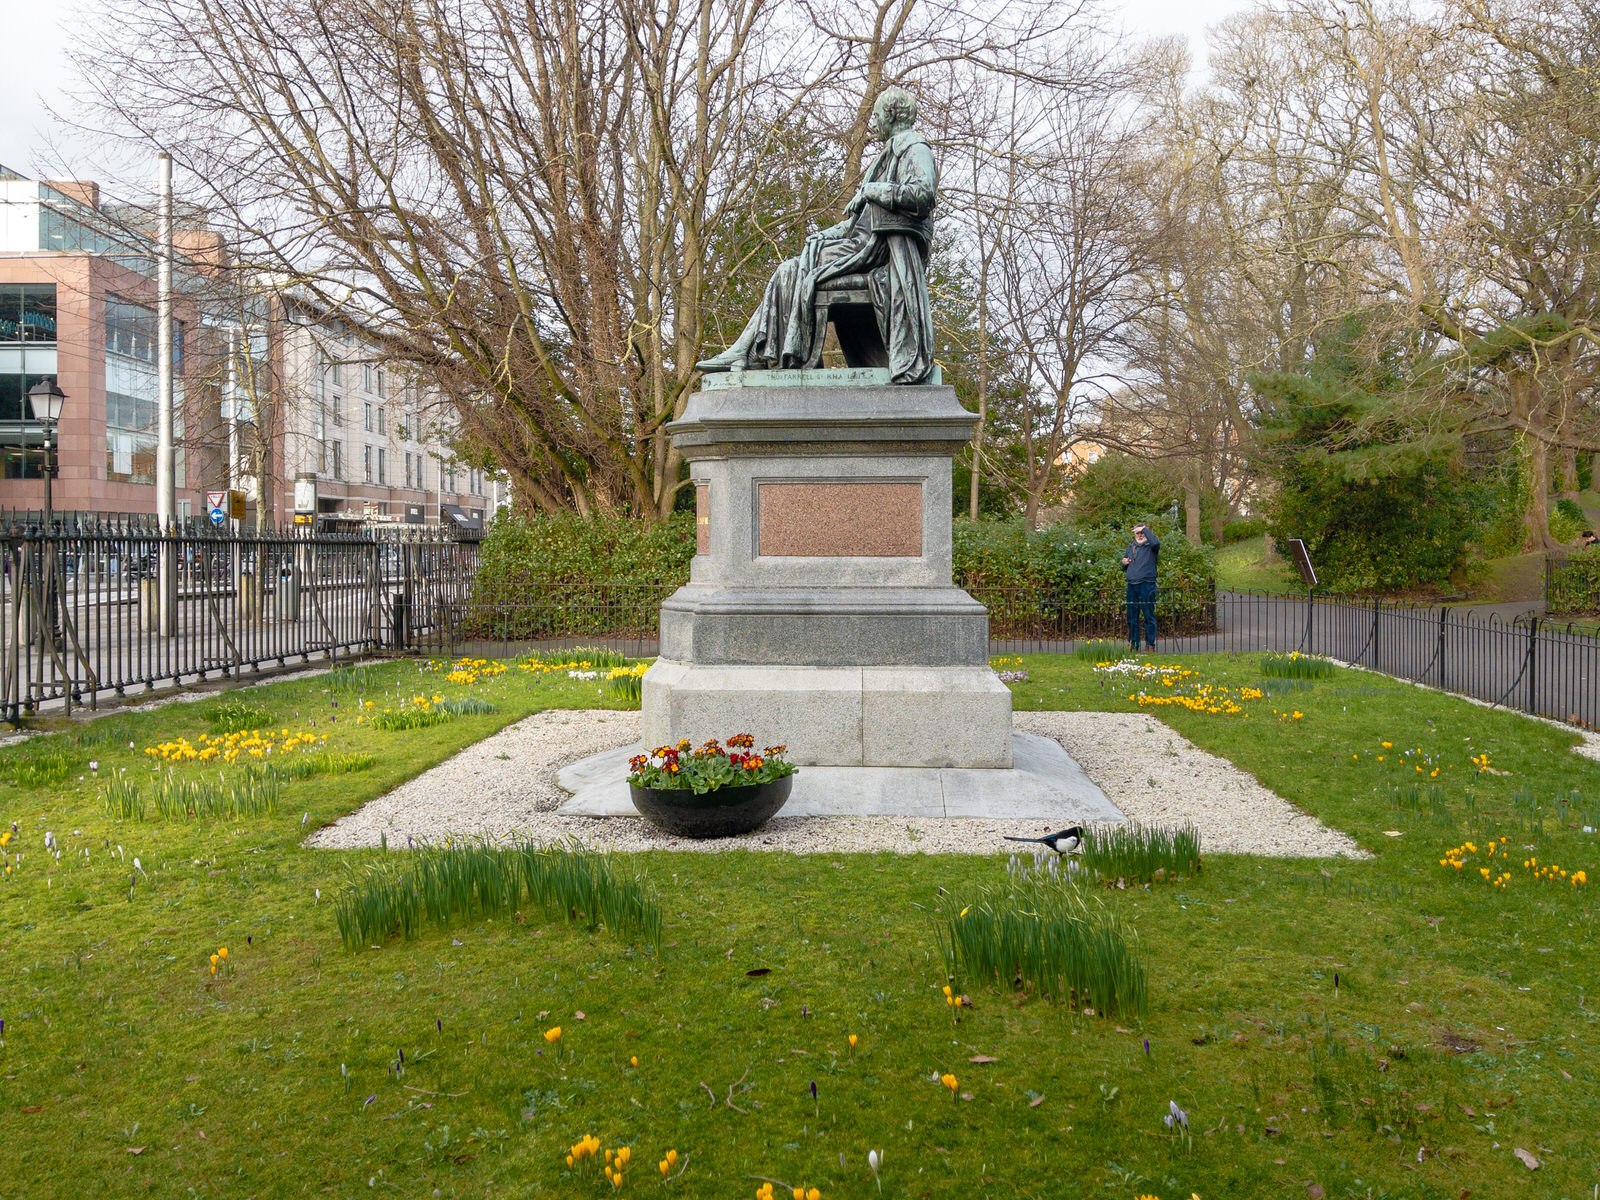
[[870, 87, 917, 139]]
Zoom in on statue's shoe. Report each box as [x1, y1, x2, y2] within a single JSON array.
[[695, 346, 747, 373]]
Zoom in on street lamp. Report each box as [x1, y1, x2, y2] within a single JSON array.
[[26, 379, 66, 527], [26, 379, 67, 649]]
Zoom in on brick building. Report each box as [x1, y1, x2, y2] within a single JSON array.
[[0, 165, 500, 529]]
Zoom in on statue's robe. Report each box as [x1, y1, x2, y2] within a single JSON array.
[[736, 130, 938, 384]]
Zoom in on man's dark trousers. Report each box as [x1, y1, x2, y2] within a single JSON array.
[[1127, 581, 1157, 649]]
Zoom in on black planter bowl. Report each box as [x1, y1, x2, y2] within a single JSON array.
[[629, 774, 795, 838]]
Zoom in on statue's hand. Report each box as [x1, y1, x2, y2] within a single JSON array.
[[843, 193, 865, 216]]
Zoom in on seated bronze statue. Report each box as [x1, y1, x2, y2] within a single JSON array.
[[696, 86, 939, 385]]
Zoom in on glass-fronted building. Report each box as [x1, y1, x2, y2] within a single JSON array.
[[0, 167, 202, 520]]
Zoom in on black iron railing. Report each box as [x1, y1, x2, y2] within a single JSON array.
[[8, 543, 1596, 731], [1, 518, 478, 720]]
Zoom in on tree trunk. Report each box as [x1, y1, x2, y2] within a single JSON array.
[[1556, 445, 1581, 504], [1521, 433, 1556, 552], [1183, 464, 1202, 543]]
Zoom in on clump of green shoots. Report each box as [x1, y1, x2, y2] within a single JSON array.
[[936, 873, 1146, 1019], [605, 665, 646, 703], [150, 768, 280, 819], [435, 697, 498, 716], [268, 751, 377, 781], [102, 776, 146, 820], [1260, 651, 1336, 679], [327, 663, 385, 693], [1077, 821, 1202, 884], [0, 740, 84, 789], [1075, 638, 1125, 662], [333, 839, 663, 953], [204, 697, 275, 732], [370, 707, 453, 731]]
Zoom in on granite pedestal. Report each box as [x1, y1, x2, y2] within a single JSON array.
[[640, 367, 1013, 768]]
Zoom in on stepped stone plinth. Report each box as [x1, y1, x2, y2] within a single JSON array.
[[640, 367, 1013, 768]]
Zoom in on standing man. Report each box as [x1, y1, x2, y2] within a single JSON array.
[[1121, 522, 1160, 652]]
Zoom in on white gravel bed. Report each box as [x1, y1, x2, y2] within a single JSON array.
[[308, 708, 1365, 858], [1014, 711, 1367, 859]]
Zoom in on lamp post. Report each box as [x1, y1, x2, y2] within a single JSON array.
[[26, 379, 67, 649], [26, 379, 66, 527]]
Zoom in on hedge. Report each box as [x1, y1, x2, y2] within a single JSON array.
[[1547, 548, 1600, 615], [464, 511, 1219, 639]]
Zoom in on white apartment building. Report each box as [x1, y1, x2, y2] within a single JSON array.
[[277, 295, 502, 534]]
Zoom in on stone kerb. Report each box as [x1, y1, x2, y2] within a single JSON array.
[[640, 370, 1014, 770]]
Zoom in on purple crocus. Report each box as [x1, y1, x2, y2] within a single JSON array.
[[810, 1081, 817, 1101], [1144, 1037, 1150, 1057]]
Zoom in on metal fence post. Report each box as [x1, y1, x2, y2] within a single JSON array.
[[1437, 606, 1447, 690], [1527, 615, 1539, 714], [1372, 595, 1381, 670]]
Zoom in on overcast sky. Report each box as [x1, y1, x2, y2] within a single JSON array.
[[0, 0, 1248, 185]]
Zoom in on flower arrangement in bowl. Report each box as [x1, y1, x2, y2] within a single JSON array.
[[627, 734, 797, 837]]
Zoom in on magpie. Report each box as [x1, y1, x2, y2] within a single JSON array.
[[1003, 826, 1083, 856]]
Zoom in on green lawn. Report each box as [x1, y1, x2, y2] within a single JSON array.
[[2, 653, 1598, 1198], [1214, 536, 1298, 593]]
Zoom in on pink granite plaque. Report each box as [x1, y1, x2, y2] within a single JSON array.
[[758, 482, 922, 557]]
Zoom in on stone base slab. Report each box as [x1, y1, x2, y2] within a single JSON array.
[[641, 660, 1013, 768], [659, 585, 990, 667], [555, 732, 1123, 822]]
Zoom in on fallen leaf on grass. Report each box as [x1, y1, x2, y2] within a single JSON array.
[[1559, 1068, 1572, 1080], [1029, 1095, 1045, 1108], [574, 1011, 585, 1020], [126, 1147, 145, 1155], [1512, 1148, 1539, 1170], [959, 1092, 974, 1101], [1383, 830, 1404, 837], [968, 1055, 998, 1064], [21, 1106, 41, 1114], [1458, 1103, 1476, 1116], [1306, 1186, 1325, 1200], [1114, 1026, 1133, 1034]]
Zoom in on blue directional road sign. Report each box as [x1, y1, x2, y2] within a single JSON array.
[[210, 506, 226, 526]]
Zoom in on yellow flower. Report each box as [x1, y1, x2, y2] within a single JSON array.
[[630, 1055, 639, 1067], [807, 1190, 821, 1200], [218, 946, 228, 960], [848, 1034, 859, 1051], [1381, 741, 1392, 749], [941, 1073, 958, 1095], [544, 1026, 562, 1044], [793, 1188, 805, 1200]]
